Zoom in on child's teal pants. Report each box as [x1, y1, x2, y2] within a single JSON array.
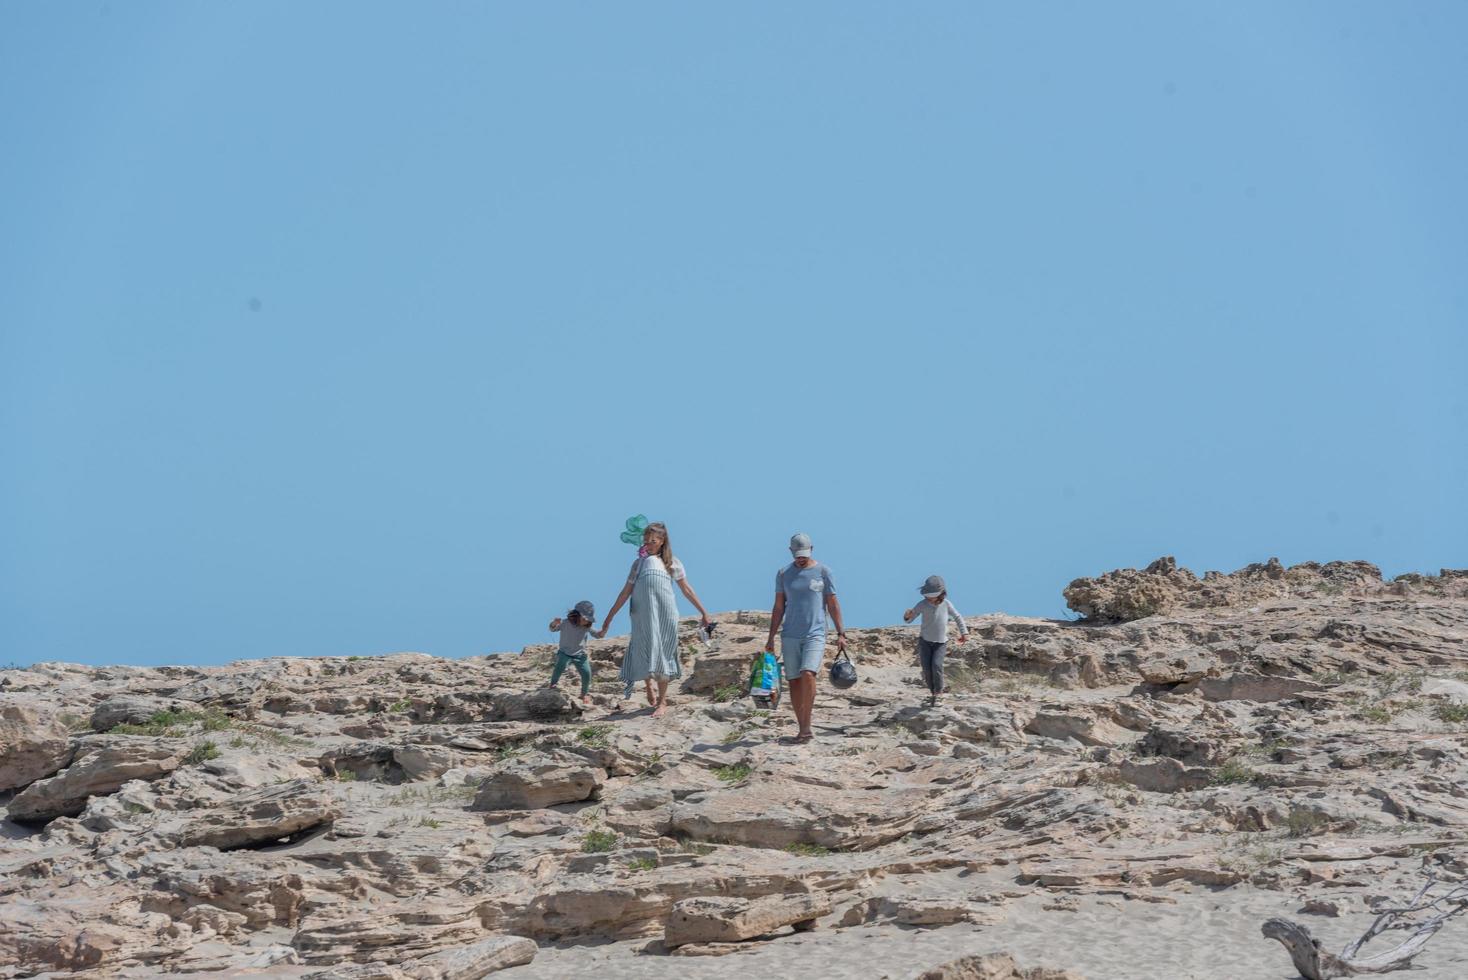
[[550, 651, 592, 696]]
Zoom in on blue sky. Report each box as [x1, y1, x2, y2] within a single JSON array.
[[3, 3, 1464, 667]]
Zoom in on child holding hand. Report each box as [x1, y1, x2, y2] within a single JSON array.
[[547, 601, 596, 705], [903, 575, 969, 706]]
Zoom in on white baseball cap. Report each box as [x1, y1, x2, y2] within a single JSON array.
[[789, 532, 813, 558]]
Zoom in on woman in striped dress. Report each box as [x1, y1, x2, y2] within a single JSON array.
[[596, 522, 713, 718]]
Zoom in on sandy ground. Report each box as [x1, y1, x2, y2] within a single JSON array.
[[510, 865, 1468, 980]]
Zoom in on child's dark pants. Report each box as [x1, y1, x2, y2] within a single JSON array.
[[917, 638, 947, 695]]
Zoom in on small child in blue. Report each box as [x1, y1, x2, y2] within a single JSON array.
[[547, 600, 595, 705], [903, 575, 969, 706]]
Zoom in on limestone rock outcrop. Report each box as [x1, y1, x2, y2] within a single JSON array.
[[7, 740, 186, 823], [1, 559, 1465, 978], [89, 694, 203, 731], [173, 779, 340, 850], [470, 751, 605, 810], [664, 892, 829, 947], [1062, 555, 1411, 622], [0, 701, 74, 792]]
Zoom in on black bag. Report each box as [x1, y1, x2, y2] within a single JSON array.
[[828, 649, 858, 689]]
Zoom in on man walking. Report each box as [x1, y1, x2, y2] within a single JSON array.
[[764, 532, 846, 743]]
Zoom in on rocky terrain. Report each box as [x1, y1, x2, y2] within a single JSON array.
[[3, 557, 1467, 979]]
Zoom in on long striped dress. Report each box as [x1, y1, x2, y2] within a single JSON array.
[[620, 555, 684, 698]]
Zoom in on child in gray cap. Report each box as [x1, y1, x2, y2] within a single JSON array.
[[547, 600, 596, 705], [903, 576, 968, 706]]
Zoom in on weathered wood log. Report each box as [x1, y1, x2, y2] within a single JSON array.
[[1262, 871, 1468, 978]]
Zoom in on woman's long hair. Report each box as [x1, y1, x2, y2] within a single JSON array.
[[646, 522, 675, 575]]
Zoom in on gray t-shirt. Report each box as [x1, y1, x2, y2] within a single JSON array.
[[776, 562, 836, 639], [555, 619, 592, 657], [910, 597, 968, 643]]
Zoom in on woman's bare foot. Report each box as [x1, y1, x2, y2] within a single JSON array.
[[644, 681, 657, 706], [651, 702, 667, 719], [581, 695, 593, 706]]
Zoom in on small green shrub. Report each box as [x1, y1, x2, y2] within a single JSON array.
[[418, 817, 443, 829], [110, 708, 232, 738], [784, 842, 830, 857], [111, 710, 192, 736], [185, 741, 220, 765], [1217, 834, 1285, 874], [1360, 705, 1395, 724], [1284, 809, 1328, 838], [626, 856, 657, 871], [577, 725, 612, 748], [1374, 671, 1424, 698], [243, 725, 309, 748], [582, 830, 619, 853], [121, 722, 180, 737], [387, 698, 412, 713], [1434, 702, 1468, 724], [335, 769, 358, 782], [1242, 739, 1284, 760], [675, 833, 716, 856], [634, 751, 666, 779], [710, 684, 742, 704], [714, 763, 752, 784], [200, 709, 232, 732], [1210, 758, 1258, 786], [384, 783, 478, 804]]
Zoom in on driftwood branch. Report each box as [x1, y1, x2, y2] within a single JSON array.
[[1262, 867, 1468, 979]]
